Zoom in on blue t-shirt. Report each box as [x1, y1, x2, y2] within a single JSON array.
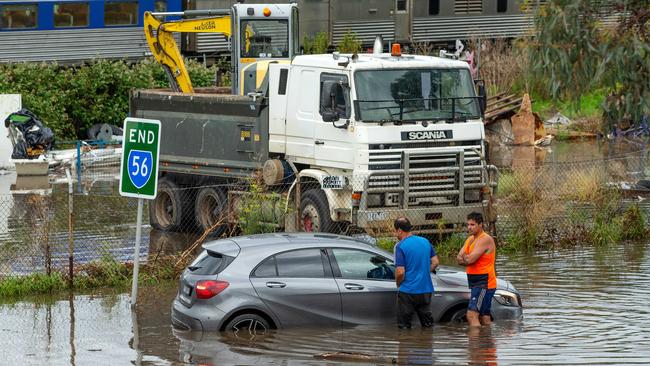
[[394, 235, 436, 294]]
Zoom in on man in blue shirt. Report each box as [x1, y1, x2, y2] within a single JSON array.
[[394, 217, 439, 329]]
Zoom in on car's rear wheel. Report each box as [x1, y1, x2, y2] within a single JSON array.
[[225, 314, 270, 334]]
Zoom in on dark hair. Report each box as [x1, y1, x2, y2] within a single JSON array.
[[394, 217, 412, 232], [467, 212, 483, 224]]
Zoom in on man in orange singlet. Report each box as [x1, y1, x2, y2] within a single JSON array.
[[456, 212, 497, 327]]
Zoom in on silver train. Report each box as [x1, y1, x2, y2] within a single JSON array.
[[0, 0, 545, 64], [187, 0, 547, 57]]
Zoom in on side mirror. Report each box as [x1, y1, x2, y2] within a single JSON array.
[[322, 110, 338, 122], [475, 80, 487, 116]]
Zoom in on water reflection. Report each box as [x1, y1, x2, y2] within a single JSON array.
[[3, 241, 650, 364], [467, 326, 496, 365]]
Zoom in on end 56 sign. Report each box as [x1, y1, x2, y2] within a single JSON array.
[[119, 118, 160, 199]]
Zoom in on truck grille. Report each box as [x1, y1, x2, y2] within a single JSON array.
[[365, 141, 485, 208]]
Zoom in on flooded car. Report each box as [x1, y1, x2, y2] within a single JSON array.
[[171, 233, 522, 332]]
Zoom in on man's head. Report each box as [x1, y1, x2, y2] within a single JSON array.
[[466, 212, 484, 236], [394, 217, 412, 240]]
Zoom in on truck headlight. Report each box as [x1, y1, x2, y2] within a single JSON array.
[[366, 193, 384, 208], [494, 289, 520, 307]]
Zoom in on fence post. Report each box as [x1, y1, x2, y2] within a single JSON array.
[[76, 141, 82, 193], [66, 168, 74, 288]]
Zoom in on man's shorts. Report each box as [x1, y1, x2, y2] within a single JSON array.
[[468, 287, 496, 315]]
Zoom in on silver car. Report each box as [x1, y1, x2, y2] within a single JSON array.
[[171, 233, 522, 332]]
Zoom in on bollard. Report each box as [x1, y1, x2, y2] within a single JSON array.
[[66, 169, 74, 288], [76, 141, 82, 193]]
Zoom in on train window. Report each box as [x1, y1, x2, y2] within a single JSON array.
[[0, 4, 37, 30], [105, 1, 138, 26], [497, 0, 507, 13], [54, 3, 89, 28], [396, 0, 407, 12], [428, 0, 440, 15], [154, 1, 167, 12]]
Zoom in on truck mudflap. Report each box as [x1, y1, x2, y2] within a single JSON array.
[[355, 148, 498, 234]]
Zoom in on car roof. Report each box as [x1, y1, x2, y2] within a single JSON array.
[[202, 233, 382, 257]]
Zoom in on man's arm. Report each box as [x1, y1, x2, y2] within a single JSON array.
[[396, 266, 405, 287], [456, 244, 468, 266], [464, 237, 493, 265], [430, 255, 439, 273]]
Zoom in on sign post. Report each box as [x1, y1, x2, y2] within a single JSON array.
[[119, 117, 161, 308]]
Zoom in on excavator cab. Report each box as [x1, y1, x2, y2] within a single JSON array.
[[144, 3, 299, 95]]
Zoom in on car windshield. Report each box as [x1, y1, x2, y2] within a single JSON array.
[[354, 68, 480, 122]]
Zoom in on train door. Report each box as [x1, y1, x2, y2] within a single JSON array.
[[393, 0, 412, 43]]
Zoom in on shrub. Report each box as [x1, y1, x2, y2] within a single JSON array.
[[303, 32, 329, 54], [336, 31, 362, 53], [0, 58, 219, 141]]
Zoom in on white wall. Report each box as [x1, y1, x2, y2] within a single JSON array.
[[0, 95, 22, 170]]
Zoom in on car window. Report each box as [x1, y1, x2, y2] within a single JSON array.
[[275, 249, 325, 278], [188, 250, 234, 275], [332, 248, 395, 280], [253, 256, 277, 277]]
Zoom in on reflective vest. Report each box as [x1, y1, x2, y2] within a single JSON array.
[[464, 232, 496, 289]]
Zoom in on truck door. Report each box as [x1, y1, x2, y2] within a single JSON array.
[[285, 67, 317, 162], [314, 73, 354, 169]]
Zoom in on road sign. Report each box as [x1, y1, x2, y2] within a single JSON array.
[[119, 117, 160, 199]]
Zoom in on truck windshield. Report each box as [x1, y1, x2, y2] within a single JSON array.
[[354, 68, 480, 123], [240, 19, 289, 58]]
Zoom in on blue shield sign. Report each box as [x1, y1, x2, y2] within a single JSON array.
[[128, 150, 153, 189]]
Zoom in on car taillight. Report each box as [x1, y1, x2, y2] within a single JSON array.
[[195, 280, 229, 299]]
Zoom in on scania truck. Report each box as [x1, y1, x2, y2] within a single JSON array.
[[131, 3, 497, 235]]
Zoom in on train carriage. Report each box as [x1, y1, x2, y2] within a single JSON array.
[[0, 0, 181, 63]]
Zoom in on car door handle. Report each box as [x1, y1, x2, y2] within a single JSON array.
[[344, 283, 364, 290], [266, 281, 286, 288], [315, 140, 324, 145]]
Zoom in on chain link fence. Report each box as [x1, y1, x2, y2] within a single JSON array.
[[0, 145, 648, 278]]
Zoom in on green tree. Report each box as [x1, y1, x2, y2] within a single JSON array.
[[528, 0, 649, 131]]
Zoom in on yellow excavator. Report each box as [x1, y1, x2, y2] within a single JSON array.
[[144, 3, 299, 95]]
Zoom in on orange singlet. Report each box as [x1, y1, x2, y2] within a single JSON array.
[[463, 232, 497, 289]]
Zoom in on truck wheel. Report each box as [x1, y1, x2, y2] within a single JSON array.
[[195, 187, 228, 236], [300, 189, 335, 233], [149, 178, 184, 231]]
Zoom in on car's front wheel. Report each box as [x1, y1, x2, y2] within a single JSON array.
[[447, 308, 467, 323], [224, 314, 270, 334]]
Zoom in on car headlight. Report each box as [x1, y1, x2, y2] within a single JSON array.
[[494, 289, 520, 307]]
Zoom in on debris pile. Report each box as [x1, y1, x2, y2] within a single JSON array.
[[4, 109, 55, 160]]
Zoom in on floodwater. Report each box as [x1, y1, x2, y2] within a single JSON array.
[[2, 240, 650, 365]]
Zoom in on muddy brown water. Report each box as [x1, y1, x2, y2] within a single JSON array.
[[2, 241, 650, 365]]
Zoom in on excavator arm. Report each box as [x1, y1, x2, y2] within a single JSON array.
[[144, 11, 231, 93]]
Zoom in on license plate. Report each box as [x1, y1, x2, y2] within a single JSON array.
[[367, 211, 387, 221]]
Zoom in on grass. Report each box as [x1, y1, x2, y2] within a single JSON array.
[[0, 253, 180, 299], [532, 89, 605, 119]]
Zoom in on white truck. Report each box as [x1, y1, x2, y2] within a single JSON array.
[[131, 43, 497, 235]]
